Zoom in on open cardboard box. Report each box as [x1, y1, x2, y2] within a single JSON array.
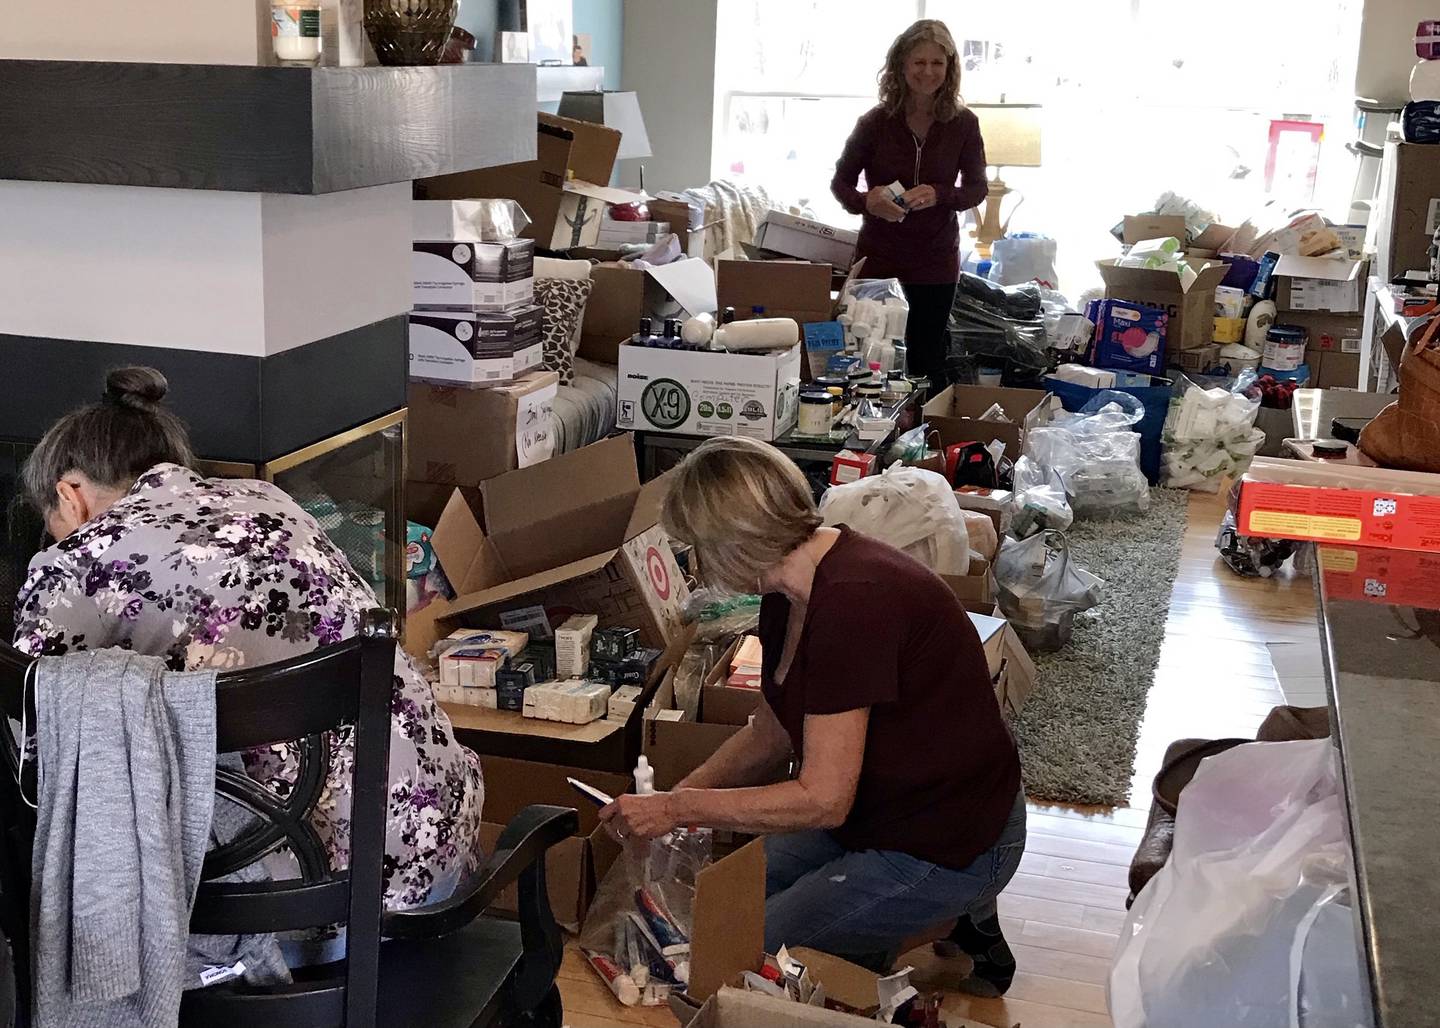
[[715, 259, 835, 329], [968, 607, 1037, 720], [1121, 213, 1236, 253], [941, 555, 995, 615], [579, 258, 719, 364], [644, 637, 761, 791], [921, 385, 1054, 460], [1096, 257, 1230, 353], [477, 754, 628, 931], [416, 113, 641, 251]]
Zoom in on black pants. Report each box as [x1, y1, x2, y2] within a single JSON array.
[[900, 281, 958, 388]]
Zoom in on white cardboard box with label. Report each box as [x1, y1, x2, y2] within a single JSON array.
[[616, 343, 802, 441]]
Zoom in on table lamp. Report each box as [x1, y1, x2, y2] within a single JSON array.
[[556, 90, 653, 160], [968, 102, 1043, 258]]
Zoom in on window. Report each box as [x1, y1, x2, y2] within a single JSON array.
[[714, 0, 1364, 293]]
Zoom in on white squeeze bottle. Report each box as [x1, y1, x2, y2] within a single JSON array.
[[634, 755, 655, 796]]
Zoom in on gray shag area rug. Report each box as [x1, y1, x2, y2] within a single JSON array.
[[1011, 487, 1190, 807]]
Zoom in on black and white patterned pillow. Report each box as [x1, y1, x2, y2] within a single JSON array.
[[536, 277, 593, 385]]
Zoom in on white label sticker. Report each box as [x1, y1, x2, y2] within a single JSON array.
[[199, 961, 246, 987]]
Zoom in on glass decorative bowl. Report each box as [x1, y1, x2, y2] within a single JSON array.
[[363, 0, 459, 67]]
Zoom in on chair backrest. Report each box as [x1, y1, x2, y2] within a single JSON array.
[[0, 611, 397, 1028]]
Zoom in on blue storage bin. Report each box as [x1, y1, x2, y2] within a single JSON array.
[[1043, 374, 1173, 484]]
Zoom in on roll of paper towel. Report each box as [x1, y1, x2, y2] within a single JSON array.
[[712, 318, 799, 351]]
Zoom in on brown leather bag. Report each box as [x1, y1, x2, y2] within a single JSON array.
[[1359, 314, 1440, 472]]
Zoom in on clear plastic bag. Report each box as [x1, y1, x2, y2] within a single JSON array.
[[992, 530, 1104, 652], [819, 465, 976, 577], [1162, 376, 1265, 492], [580, 828, 715, 1006], [989, 234, 1060, 290], [1025, 392, 1151, 517], [1009, 455, 1074, 538], [1109, 739, 1368, 1028], [682, 587, 761, 641]]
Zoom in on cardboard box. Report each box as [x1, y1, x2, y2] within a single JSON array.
[[752, 211, 858, 268], [968, 608, 1037, 719], [1174, 343, 1221, 374], [407, 310, 543, 386], [405, 372, 559, 519], [1273, 256, 1367, 315], [412, 434, 691, 663], [580, 259, 720, 364], [715, 260, 835, 328], [643, 645, 759, 792], [921, 385, 1053, 459], [617, 342, 803, 441], [476, 755, 627, 930], [416, 113, 642, 252], [1314, 349, 1363, 390], [649, 198, 710, 259], [942, 555, 994, 614], [1374, 140, 1440, 281], [1238, 457, 1440, 553], [1121, 214, 1235, 252], [1096, 258, 1230, 352]]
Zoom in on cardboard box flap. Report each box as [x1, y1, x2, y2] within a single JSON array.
[[716, 260, 834, 324], [479, 435, 641, 578], [923, 385, 1049, 422], [538, 112, 620, 189], [477, 754, 629, 836], [626, 468, 675, 541], [786, 949, 882, 1016], [1097, 258, 1227, 295], [689, 839, 766, 1002], [1122, 214, 1188, 245], [431, 489, 502, 597], [1275, 255, 1365, 282], [443, 545, 620, 619], [566, 180, 649, 206], [646, 258, 719, 317], [1191, 260, 1231, 290]]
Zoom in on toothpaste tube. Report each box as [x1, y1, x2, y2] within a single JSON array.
[[626, 912, 687, 985], [583, 949, 641, 1007], [635, 887, 690, 956]]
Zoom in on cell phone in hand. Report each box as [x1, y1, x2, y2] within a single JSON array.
[[567, 777, 615, 808]]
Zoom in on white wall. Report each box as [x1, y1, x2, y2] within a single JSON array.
[[620, 0, 719, 192], [1357, 0, 1428, 103], [1, 0, 267, 64]]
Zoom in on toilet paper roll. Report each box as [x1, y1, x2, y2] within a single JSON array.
[[681, 312, 716, 345], [713, 318, 800, 351], [1413, 59, 1440, 101]]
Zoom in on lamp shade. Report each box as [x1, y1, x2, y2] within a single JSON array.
[[557, 90, 653, 160], [970, 103, 1042, 168]]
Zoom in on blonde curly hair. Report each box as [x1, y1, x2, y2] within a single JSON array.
[[878, 19, 963, 122]]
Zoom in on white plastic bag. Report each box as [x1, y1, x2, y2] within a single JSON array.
[[1009, 455, 1073, 537], [819, 465, 974, 576], [1025, 392, 1151, 517], [1109, 739, 1369, 1028], [992, 530, 1103, 651], [990, 234, 1060, 290]]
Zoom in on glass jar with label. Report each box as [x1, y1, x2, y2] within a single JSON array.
[[272, 1, 323, 65], [798, 391, 834, 436]]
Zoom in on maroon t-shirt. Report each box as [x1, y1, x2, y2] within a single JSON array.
[[759, 526, 1020, 870]]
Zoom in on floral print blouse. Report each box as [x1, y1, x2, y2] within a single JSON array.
[[14, 463, 484, 910]]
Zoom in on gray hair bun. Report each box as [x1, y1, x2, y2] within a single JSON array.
[[105, 366, 170, 410]]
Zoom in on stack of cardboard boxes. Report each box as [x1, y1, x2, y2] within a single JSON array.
[[1271, 255, 1368, 390]]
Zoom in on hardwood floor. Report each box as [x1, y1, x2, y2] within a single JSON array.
[[560, 489, 1322, 1026]]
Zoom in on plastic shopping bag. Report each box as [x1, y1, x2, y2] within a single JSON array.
[[819, 465, 976, 577], [992, 530, 1103, 652], [1109, 739, 1370, 1028], [1009, 455, 1073, 537]]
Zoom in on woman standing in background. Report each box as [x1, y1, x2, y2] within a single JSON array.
[[831, 20, 989, 387]]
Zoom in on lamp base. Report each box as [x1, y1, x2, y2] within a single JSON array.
[[971, 177, 1012, 260]]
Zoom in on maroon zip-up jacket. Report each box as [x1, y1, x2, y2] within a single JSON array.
[[831, 104, 989, 284]]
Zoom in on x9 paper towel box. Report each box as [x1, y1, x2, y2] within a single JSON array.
[[617, 343, 802, 441]]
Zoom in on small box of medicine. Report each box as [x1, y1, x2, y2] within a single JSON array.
[[591, 626, 640, 662], [495, 661, 536, 712], [829, 449, 876, 486], [440, 647, 505, 689], [451, 686, 498, 709], [517, 643, 555, 684], [555, 614, 599, 679], [560, 681, 611, 724], [437, 628, 528, 660], [608, 685, 644, 722]]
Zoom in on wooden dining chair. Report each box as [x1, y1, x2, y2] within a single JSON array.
[[0, 612, 577, 1027]]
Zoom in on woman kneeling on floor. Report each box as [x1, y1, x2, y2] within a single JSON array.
[[600, 436, 1026, 994]]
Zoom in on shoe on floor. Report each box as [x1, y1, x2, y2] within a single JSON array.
[[932, 913, 1015, 997]]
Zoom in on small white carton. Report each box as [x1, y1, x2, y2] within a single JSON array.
[[617, 344, 802, 441]]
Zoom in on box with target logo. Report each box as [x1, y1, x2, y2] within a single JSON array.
[[405, 434, 691, 667], [1237, 457, 1440, 554], [616, 341, 803, 441]]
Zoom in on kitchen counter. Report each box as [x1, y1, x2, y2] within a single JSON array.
[[1316, 545, 1440, 1027]]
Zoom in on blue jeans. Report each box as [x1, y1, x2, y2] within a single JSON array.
[[764, 789, 1026, 966]]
